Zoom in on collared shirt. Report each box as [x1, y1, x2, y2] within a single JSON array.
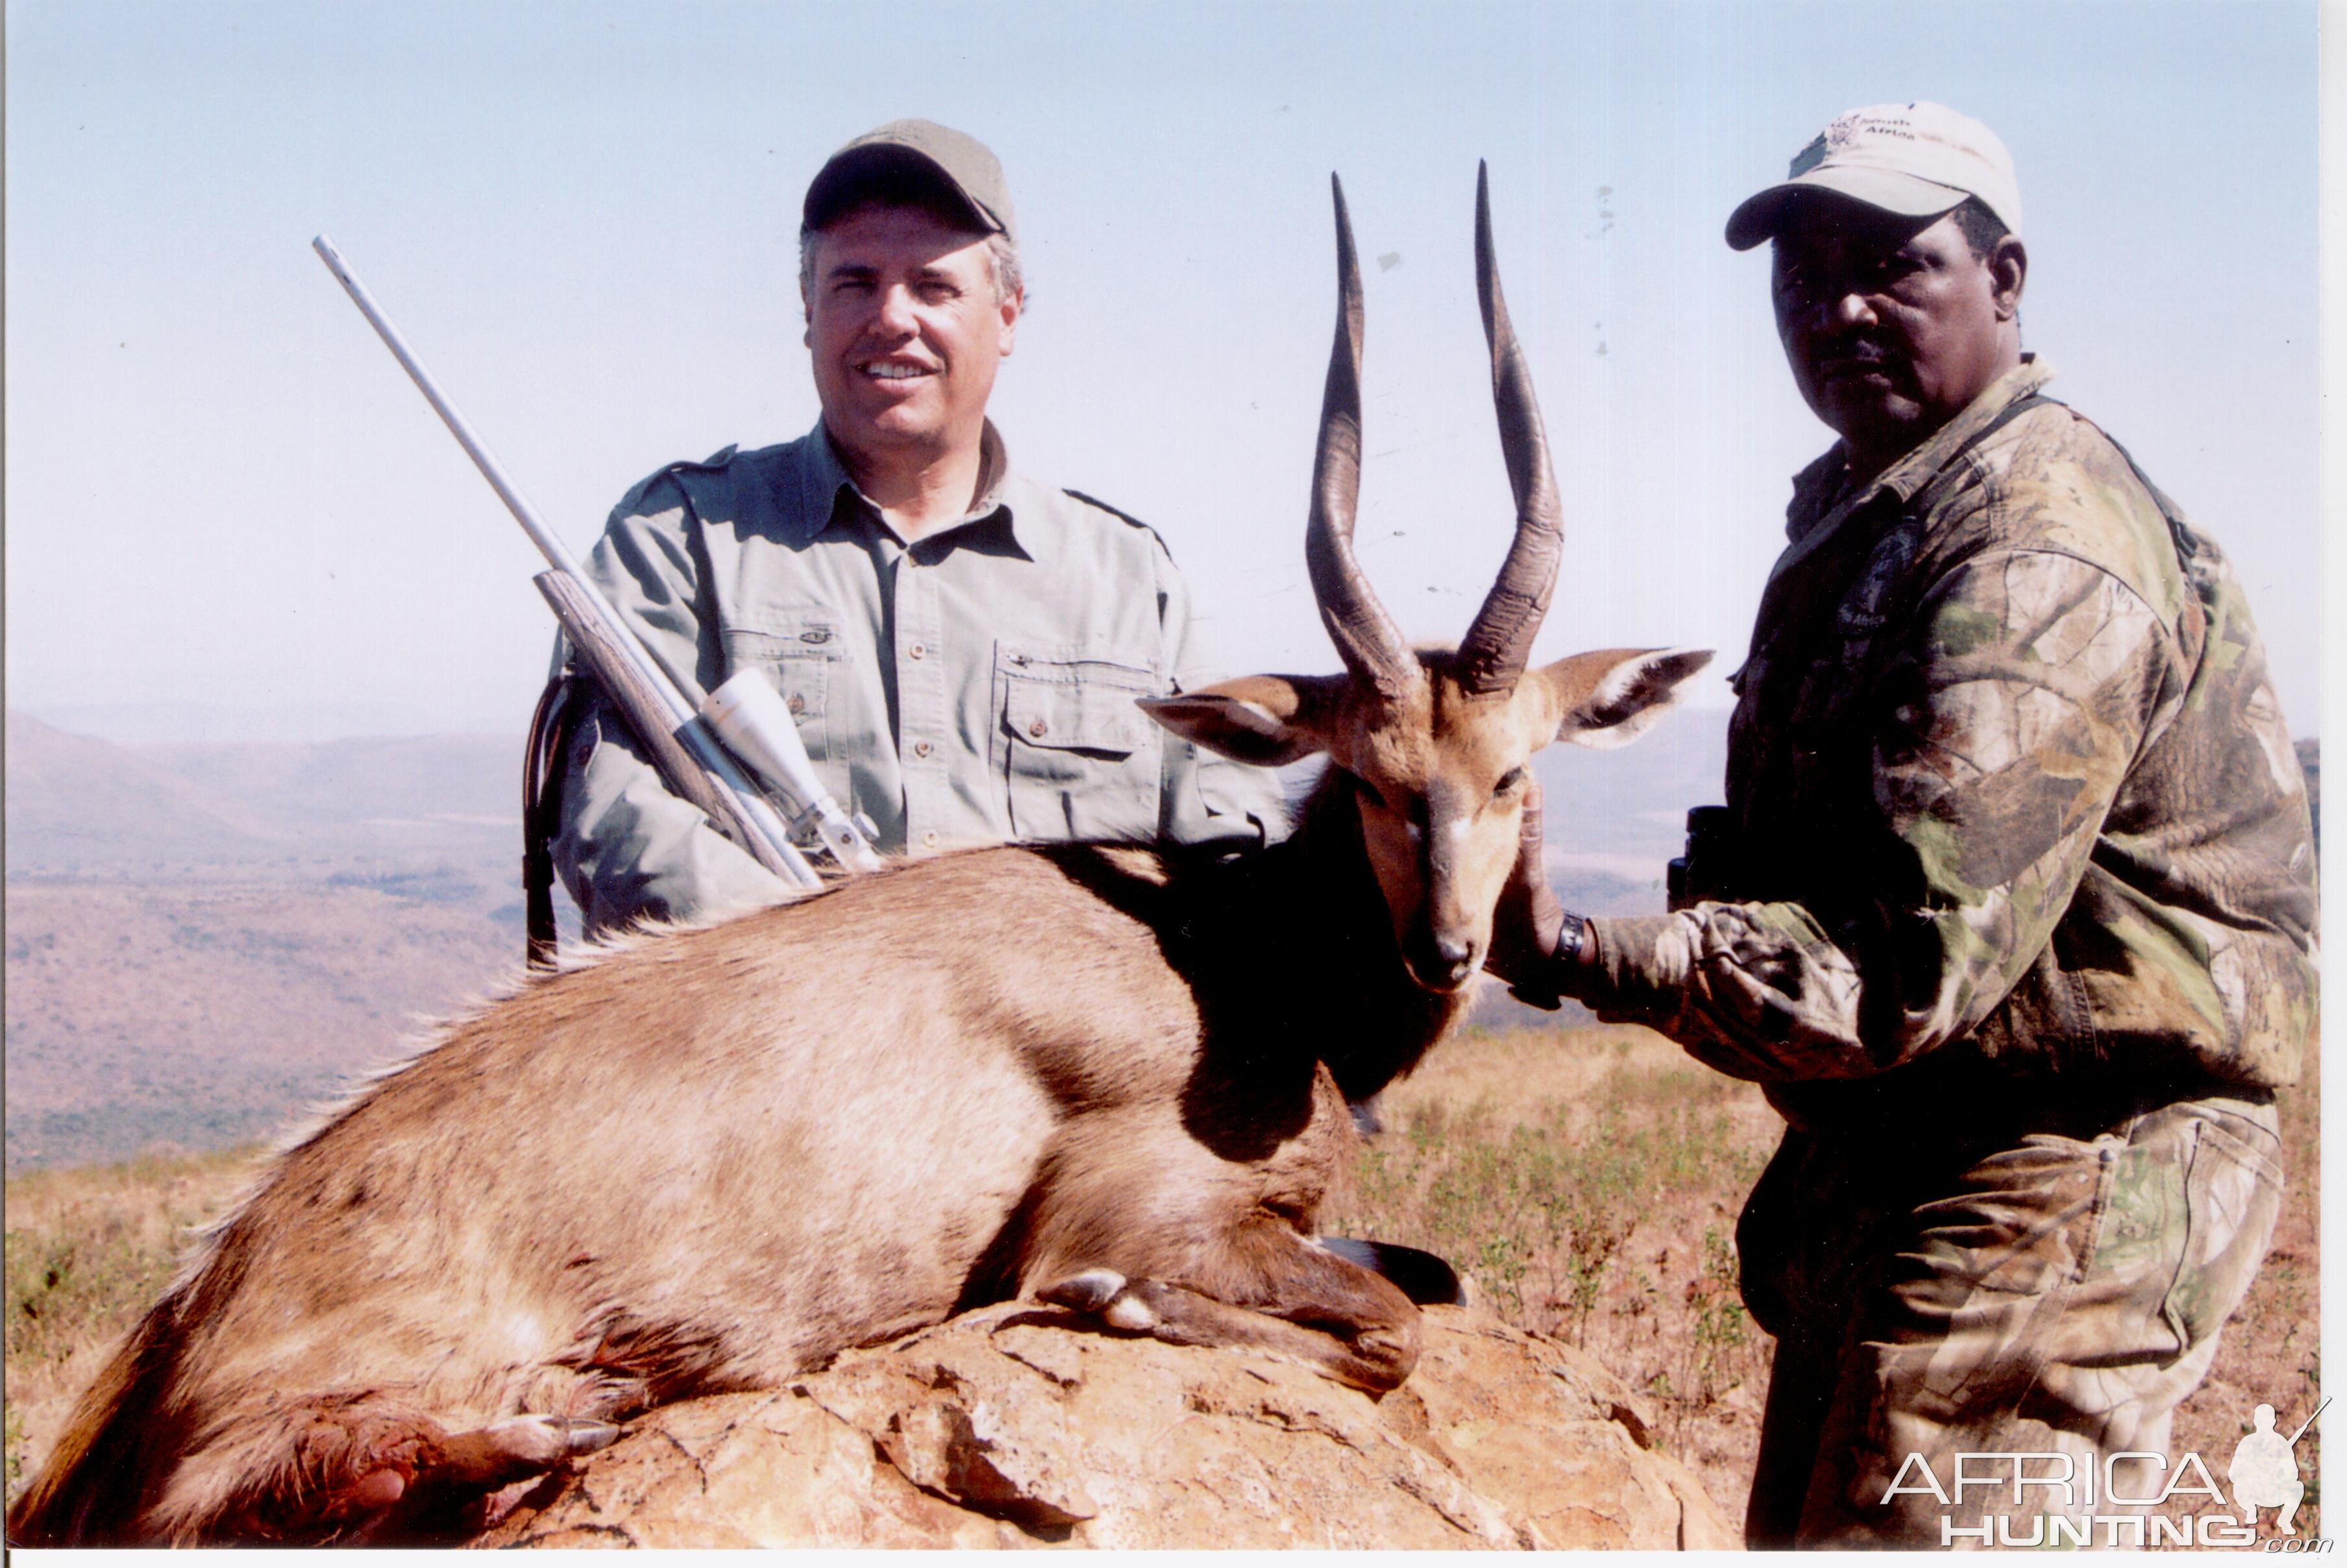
[[1583, 358, 2317, 1134], [552, 421, 1288, 933]]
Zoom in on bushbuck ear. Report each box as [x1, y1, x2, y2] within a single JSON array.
[[1536, 646, 1715, 750], [1138, 675, 1349, 766]]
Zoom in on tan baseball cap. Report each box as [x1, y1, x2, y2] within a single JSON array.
[[1725, 101, 2021, 251], [802, 119, 1016, 245]]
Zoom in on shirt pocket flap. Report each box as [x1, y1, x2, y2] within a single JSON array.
[[1003, 678, 1148, 759], [724, 620, 837, 722]]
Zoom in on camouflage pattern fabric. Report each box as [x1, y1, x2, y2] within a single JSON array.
[[1586, 357, 2317, 1132], [1739, 1096, 2283, 1547], [1573, 358, 2315, 1546]]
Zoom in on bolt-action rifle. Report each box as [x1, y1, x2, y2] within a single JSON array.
[[312, 238, 881, 954]]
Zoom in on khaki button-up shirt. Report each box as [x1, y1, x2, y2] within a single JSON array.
[[553, 422, 1288, 933]]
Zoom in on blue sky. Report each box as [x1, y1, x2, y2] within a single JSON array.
[[4, 0, 2321, 741]]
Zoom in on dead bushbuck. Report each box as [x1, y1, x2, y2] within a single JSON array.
[[8, 168, 1710, 1546]]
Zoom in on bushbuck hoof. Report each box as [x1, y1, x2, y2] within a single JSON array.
[[1038, 1268, 1129, 1314], [1039, 1269, 1168, 1334], [488, 1412, 623, 1460], [1314, 1237, 1467, 1306], [287, 1413, 622, 1545]]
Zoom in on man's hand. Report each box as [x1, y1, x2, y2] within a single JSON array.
[[1485, 779, 1591, 1009]]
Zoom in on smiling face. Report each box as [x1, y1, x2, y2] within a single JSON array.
[[1770, 196, 2025, 477], [802, 201, 1020, 473]]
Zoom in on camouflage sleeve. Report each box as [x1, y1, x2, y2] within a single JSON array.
[[1584, 548, 2179, 1082]]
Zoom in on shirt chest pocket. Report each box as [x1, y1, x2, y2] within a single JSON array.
[[997, 644, 1163, 842], [722, 618, 839, 763]]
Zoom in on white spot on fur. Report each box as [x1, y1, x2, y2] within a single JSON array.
[[1104, 1294, 1160, 1332], [500, 1311, 548, 1362]]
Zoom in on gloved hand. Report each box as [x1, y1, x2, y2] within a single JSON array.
[[1483, 778, 1591, 1009]]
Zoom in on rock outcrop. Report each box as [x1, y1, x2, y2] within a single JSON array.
[[480, 1301, 1735, 1550]]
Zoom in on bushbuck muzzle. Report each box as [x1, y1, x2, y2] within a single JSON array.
[[1146, 167, 1712, 995], [7, 167, 1708, 1549]]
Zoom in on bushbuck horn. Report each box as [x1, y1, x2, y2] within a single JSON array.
[[5, 168, 1716, 1549], [1305, 174, 1421, 704], [1456, 161, 1565, 696]]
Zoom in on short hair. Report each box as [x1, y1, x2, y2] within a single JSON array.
[[1948, 196, 2010, 260], [798, 203, 1025, 312]]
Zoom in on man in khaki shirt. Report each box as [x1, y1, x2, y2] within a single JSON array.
[[554, 121, 1285, 933]]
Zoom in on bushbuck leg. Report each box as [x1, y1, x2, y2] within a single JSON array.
[[155, 1397, 618, 1546], [1039, 1231, 1421, 1393], [1010, 1084, 1419, 1392]]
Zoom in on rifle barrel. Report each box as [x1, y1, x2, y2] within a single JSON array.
[[313, 236, 820, 889]]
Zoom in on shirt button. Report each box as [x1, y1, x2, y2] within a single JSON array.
[[1028, 718, 1048, 738], [907, 641, 927, 661], [913, 740, 932, 759], [786, 694, 805, 715], [922, 830, 940, 849]]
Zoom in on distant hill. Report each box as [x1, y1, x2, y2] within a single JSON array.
[[1532, 704, 1730, 917], [2, 708, 2311, 1167], [5, 713, 543, 1169], [4, 713, 278, 874], [5, 711, 522, 881]]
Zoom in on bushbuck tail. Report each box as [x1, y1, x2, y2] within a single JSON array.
[[8, 167, 1710, 1546]]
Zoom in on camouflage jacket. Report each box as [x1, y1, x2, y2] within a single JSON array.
[[1584, 359, 2318, 1136]]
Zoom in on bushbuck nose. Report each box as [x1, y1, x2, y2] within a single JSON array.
[[1434, 935, 1476, 985]]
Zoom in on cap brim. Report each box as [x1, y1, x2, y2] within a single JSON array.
[[1725, 166, 1970, 251], [804, 143, 1005, 237]]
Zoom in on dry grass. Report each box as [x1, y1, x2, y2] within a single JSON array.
[[1323, 1023, 1780, 1513], [1, 1023, 2320, 1548], [3, 1144, 266, 1496], [1326, 1021, 2324, 1546]]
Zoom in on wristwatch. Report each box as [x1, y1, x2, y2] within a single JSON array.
[[1503, 909, 1586, 1011], [1553, 913, 1586, 965]]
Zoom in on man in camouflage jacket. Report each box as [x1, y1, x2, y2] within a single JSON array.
[[1488, 103, 2316, 1546]]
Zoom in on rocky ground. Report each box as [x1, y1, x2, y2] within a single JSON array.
[[481, 1300, 1734, 1549]]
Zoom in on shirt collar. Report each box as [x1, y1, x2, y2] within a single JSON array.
[[1773, 354, 2057, 572], [800, 418, 1027, 555]]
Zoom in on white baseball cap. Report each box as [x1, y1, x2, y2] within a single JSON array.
[[1726, 101, 2022, 251]]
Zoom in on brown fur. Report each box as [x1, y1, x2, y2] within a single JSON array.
[[9, 640, 1704, 1548], [10, 640, 1710, 1546], [6, 776, 1466, 1545]]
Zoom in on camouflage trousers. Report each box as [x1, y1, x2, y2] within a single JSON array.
[[1736, 1094, 2285, 1548]]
